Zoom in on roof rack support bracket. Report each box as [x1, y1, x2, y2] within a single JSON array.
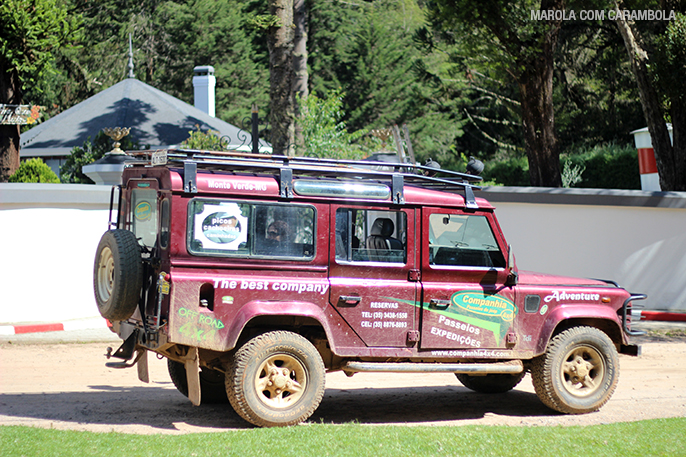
[[183, 161, 197, 193], [465, 185, 478, 209], [392, 174, 405, 204], [280, 167, 294, 199]]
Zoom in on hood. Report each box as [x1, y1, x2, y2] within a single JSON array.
[[517, 271, 613, 288]]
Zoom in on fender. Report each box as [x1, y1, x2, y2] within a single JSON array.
[[223, 300, 337, 352], [535, 304, 622, 355]]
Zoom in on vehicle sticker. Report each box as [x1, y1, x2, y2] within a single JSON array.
[[134, 201, 152, 221], [543, 290, 600, 303], [212, 278, 329, 295], [207, 180, 268, 192], [399, 291, 517, 345], [222, 296, 234, 304], [450, 291, 517, 322], [430, 349, 510, 358], [176, 308, 225, 343], [360, 310, 409, 329], [193, 203, 248, 251]]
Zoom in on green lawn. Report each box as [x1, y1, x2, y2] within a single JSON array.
[[1, 418, 685, 457]]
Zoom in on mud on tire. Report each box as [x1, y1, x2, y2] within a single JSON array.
[[226, 331, 325, 427], [93, 229, 142, 321], [531, 326, 619, 414], [456, 372, 526, 394]]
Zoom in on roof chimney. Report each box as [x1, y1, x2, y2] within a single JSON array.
[[192, 65, 216, 117]]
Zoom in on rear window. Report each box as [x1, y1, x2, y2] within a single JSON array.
[[131, 188, 158, 248], [187, 199, 315, 260], [335, 208, 407, 264]]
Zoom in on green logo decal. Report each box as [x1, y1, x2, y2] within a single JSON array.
[[135, 201, 152, 221], [450, 291, 517, 322]]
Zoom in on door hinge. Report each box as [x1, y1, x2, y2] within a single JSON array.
[[506, 332, 517, 347], [408, 269, 421, 281], [406, 330, 420, 344]]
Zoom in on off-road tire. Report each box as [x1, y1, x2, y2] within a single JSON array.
[[167, 359, 229, 404], [226, 331, 325, 427], [531, 326, 618, 414], [456, 372, 526, 394], [93, 230, 142, 321]]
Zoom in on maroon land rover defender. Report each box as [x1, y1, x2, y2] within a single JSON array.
[[94, 150, 645, 427]]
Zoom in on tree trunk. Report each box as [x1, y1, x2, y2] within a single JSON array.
[[517, 1, 563, 187], [671, 95, 686, 190], [268, 0, 295, 157], [0, 62, 21, 182], [613, 1, 677, 190], [293, 0, 309, 155], [519, 61, 561, 187]]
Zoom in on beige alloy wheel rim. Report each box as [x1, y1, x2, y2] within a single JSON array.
[[560, 345, 605, 398], [254, 353, 308, 408], [97, 247, 115, 302]]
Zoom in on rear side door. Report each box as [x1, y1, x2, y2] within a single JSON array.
[[328, 205, 418, 347], [419, 207, 516, 351]]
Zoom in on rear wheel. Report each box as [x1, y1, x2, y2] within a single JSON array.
[[456, 372, 526, 394], [226, 331, 325, 427], [167, 359, 228, 404], [532, 326, 618, 414], [93, 230, 142, 321]]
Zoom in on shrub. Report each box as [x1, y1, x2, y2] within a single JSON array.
[[9, 158, 60, 183], [482, 143, 640, 189], [181, 126, 226, 151], [482, 156, 529, 186], [298, 90, 369, 160], [565, 143, 640, 190]]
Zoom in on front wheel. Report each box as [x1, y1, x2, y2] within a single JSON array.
[[226, 331, 325, 427], [456, 372, 526, 394], [531, 326, 619, 414]]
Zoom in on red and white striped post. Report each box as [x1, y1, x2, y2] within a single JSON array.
[[631, 125, 673, 191]]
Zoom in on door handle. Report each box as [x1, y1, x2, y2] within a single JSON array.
[[429, 299, 450, 310], [338, 295, 361, 307]]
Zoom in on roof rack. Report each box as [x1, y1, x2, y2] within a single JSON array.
[[131, 148, 483, 209]]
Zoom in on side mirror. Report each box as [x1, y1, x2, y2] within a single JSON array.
[[506, 245, 518, 286]]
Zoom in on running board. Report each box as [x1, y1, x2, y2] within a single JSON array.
[[342, 360, 523, 375]]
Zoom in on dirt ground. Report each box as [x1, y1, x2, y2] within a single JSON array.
[[1, 334, 685, 434]]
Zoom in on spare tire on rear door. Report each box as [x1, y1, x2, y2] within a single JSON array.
[[94, 229, 143, 321]]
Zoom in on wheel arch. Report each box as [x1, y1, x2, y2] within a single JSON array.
[[222, 300, 338, 361], [536, 305, 623, 355]]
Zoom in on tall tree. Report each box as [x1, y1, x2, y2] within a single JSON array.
[[426, 0, 565, 187], [293, 0, 309, 153], [0, 0, 81, 181], [614, 1, 685, 190], [267, 0, 295, 156], [154, 0, 269, 127]]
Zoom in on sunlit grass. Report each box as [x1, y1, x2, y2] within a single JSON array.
[[2, 417, 685, 457]]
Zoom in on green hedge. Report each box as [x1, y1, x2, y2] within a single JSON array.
[[482, 143, 641, 189]]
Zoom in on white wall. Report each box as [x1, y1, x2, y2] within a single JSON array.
[[0, 184, 112, 323], [1, 184, 684, 325]]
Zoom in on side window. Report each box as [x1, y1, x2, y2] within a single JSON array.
[[429, 214, 505, 268], [188, 200, 314, 259], [336, 208, 406, 263]]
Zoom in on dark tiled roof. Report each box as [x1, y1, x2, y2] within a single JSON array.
[[20, 78, 263, 157]]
